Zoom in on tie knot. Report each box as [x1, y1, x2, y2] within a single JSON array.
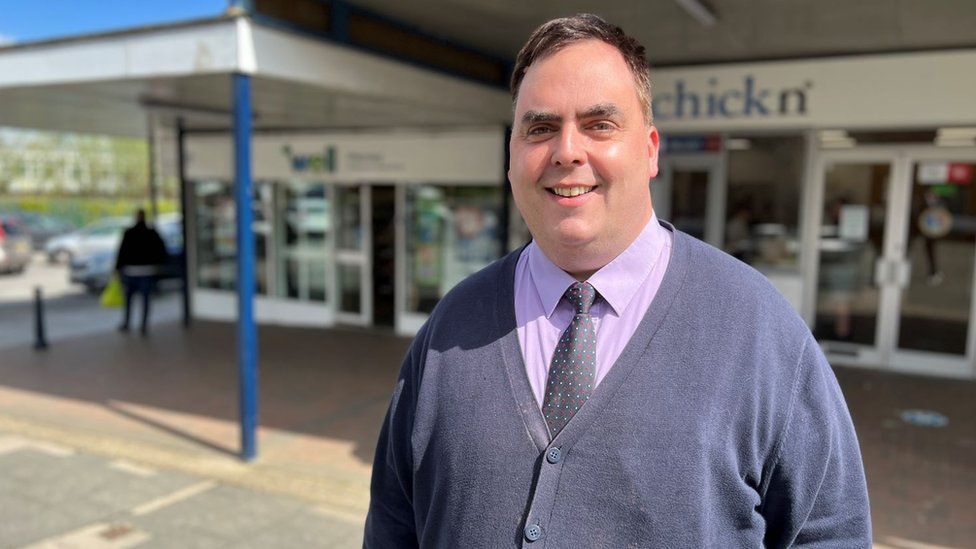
[[564, 281, 596, 315]]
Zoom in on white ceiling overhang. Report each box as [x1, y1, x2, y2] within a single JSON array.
[[0, 17, 511, 137]]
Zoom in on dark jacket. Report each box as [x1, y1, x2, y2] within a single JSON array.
[[115, 221, 169, 272]]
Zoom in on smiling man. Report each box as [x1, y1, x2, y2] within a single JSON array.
[[365, 14, 870, 548]]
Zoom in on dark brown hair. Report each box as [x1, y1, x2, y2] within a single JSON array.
[[510, 14, 653, 124]]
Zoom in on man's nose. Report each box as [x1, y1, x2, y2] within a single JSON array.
[[551, 127, 586, 167]]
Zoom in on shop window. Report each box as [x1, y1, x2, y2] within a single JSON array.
[[193, 180, 271, 294], [276, 181, 330, 302], [405, 185, 503, 314], [725, 136, 805, 272]]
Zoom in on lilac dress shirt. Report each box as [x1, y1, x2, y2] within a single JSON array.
[[515, 213, 673, 408]]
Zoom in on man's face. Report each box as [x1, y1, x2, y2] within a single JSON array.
[[509, 39, 659, 275]]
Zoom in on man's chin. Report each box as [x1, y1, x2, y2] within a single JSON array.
[[536, 227, 596, 251], [534, 233, 607, 270]]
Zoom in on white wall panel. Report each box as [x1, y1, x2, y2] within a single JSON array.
[[654, 50, 976, 131]]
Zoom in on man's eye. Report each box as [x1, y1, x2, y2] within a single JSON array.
[[589, 122, 614, 131], [527, 126, 554, 136]]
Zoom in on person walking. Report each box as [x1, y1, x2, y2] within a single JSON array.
[[115, 209, 169, 335]]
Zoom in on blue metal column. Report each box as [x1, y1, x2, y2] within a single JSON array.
[[233, 73, 258, 461]]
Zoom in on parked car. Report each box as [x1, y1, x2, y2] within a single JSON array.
[[71, 215, 184, 292], [0, 215, 33, 274], [45, 216, 129, 264], [10, 211, 75, 250]]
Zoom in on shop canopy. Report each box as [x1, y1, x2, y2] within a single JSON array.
[[0, 15, 511, 137]]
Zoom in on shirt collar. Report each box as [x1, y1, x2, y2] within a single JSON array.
[[526, 240, 579, 319], [526, 211, 667, 318]]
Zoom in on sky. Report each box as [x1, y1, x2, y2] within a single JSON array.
[[0, 0, 228, 45]]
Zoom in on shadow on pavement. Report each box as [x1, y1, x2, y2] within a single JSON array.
[[103, 400, 240, 458], [0, 320, 409, 472]]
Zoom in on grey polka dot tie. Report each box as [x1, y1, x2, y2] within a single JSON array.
[[542, 281, 597, 438]]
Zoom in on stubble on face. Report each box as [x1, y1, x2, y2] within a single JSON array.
[[508, 40, 659, 280]]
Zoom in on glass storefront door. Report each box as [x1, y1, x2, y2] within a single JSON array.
[[890, 156, 976, 376], [813, 159, 891, 366], [814, 148, 976, 378], [277, 181, 329, 303], [334, 184, 372, 326], [654, 154, 725, 246]]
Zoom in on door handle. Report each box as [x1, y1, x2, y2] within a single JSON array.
[[874, 258, 892, 286], [873, 258, 907, 287], [896, 260, 912, 288]]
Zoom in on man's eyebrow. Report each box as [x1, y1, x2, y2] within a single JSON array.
[[520, 110, 560, 125], [579, 103, 621, 119], [519, 104, 621, 126]]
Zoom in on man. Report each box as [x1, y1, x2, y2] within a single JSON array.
[[115, 208, 168, 335], [365, 14, 870, 548]]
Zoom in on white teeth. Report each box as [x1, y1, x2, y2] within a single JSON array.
[[550, 186, 592, 197]]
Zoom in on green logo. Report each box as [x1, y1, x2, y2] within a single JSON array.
[[281, 145, 336, 173]]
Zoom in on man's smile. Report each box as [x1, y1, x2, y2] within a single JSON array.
[[546, 185, 598, 198]]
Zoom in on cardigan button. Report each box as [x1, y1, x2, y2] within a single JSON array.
[[524, 523, 543, 542], [546, 447, 562, 464]]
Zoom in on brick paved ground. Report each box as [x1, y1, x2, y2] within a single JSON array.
[[835, 368, 976, 548], [0, 319, 972, 547], [0, 434, 363, 548]]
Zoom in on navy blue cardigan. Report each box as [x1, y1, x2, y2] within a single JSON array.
[[365, 226, 871, 548]]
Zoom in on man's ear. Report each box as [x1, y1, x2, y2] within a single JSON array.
[[647, 125, 660, 179]]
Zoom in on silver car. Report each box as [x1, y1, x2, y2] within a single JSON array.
[[45, 216, 129, 264]]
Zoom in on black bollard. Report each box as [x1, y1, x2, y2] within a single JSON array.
[[33, 286, 48, 350]]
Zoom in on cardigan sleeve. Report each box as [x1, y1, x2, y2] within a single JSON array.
[[759, 334, 872, 548], [363, 324, 427, 548]]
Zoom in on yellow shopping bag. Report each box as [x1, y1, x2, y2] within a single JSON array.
[[100, 275, 124, 308]]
